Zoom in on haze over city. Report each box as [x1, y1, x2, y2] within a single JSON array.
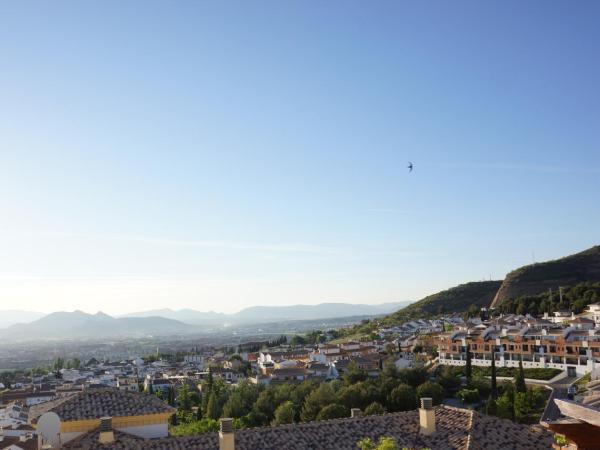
[[1, 1, 599, 315]]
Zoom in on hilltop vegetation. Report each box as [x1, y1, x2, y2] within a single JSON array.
[[491, 245, 600, 307], [496, 282, 600, 316]]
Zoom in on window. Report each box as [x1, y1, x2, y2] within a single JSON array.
[[523, 345, 529, 351]]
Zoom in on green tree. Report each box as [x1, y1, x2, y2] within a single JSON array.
[[254, 389, 277, 421], [486, 395, 497, 415], [465, 346, 472, 384], [515, 357, 526, 393], [301, 383, 335, 422], [357, 436, 399, 450], [272, 401, 296, 425], [415, 382, 444, 405], [490, 351, 498, 399], [457, 388, 479, 404], [342, 362, 368, 385], [177, 385, 193, 412], [206, 392, 222, 420], [170, 418, 220, 436], [337, 383, 368, 410], [469, 376, 491, 399], [364, 401, 386, 416], [290, 335, 307, 347], [465, 304, 479, 319], [496, 384, 515, 421], [222, 392, 246, 418], [167, 386, 175, 406], [438, 366, 461, 394], [387, 383, 416, 412], [316, 403, 347, 421], [201, 369, 214, 414], [398, 367, 428, 388]]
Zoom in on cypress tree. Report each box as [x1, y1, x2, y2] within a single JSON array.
[[490, 350, 498, 399], [515, 356, 526, 393], [465, 345, 472, 385], [206, 392, 221, 420], [168, 386, 175, 406], [486, 395, 497, 415]]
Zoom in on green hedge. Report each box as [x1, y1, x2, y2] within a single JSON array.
[[472, 366, 561, 380]]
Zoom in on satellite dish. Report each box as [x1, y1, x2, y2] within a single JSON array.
[[37, 412, 61, 448]]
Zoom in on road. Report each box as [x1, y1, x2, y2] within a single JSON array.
[[540, 374, 579, 424]]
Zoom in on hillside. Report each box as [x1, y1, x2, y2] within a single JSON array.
[[491, 245, 600, 307], [381, 280, 502, 326]]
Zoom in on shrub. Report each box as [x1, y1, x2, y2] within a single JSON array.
[[457, 388, 480, 404], [387, 384, 416, 412], [316, 403, 347, 420], [364, 401, 386, 416], [416, 381, 445, 405]]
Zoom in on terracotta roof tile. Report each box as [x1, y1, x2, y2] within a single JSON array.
[[50, 388, 175, 421], [64, 405, 553, 450]]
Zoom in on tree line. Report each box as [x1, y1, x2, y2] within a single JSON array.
[[497, 282, 600, 317], [167, 364, 446, 436]]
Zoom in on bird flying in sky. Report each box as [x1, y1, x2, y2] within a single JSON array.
[[407, 162, 413, 172]]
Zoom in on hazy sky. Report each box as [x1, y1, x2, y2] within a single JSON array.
[[1, 1, 599, 314]]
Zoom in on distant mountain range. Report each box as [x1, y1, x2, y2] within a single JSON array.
[[0, 301, 410, 340], [0, 310, 199, 340], [118, 302, 410, 325]]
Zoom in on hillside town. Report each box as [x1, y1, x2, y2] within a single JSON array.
[[2, 303, 600, 448]]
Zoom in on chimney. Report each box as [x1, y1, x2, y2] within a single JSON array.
[[419, 397, 436, 436], [351, 408, 362, 418], [98, 417, 114, 444], [219, 418, 235, 450]]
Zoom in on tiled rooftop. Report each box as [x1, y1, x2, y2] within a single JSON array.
[[49, 388, 175, 421], [64, 405, 553, 450]]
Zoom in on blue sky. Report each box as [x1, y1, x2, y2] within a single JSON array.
[[0, 1, 598, 314]]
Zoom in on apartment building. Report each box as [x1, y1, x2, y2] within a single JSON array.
[[436, 313, 600, 376]]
